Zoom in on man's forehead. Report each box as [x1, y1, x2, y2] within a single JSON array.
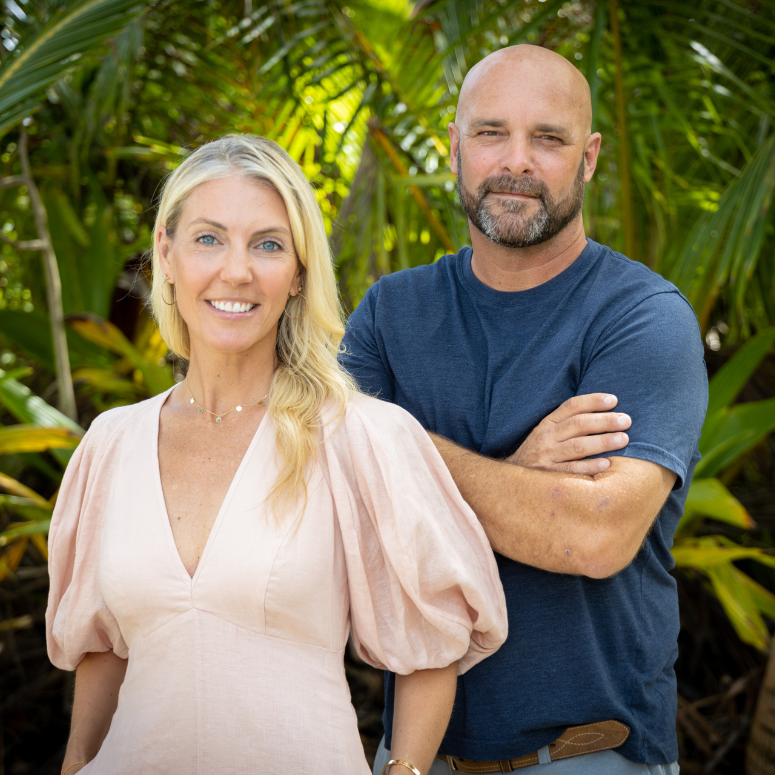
[[458, 46, 591, 133]]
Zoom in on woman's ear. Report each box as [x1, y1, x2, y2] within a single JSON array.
[[157, 226, 174, 281], [291, 263, 305, 296]]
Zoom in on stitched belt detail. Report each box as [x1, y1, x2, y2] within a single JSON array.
[[439, 720, 631, 774]]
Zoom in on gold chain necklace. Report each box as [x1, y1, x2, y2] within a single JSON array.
[[186, 379, 269, 425]]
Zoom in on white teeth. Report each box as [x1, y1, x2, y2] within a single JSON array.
[[209, 300, 255, 313]]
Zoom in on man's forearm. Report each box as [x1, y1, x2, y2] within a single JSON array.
[[431, 434, 673, 578]]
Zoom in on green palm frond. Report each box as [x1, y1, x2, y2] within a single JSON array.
[[0, 0, 148, 132]]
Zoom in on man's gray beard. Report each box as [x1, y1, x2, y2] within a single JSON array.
[[456, 150, 586, 249]]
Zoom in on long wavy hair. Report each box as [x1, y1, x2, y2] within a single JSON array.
[[149, 134, 357, 513]]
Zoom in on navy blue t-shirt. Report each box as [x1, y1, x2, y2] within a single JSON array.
[[339, 239, 708, 765]]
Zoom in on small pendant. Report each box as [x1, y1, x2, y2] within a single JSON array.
[[198, 407, 204, 414], [236, 405, 242, 412], [190, 398, 194, 404], [215, 417, 222, 423]]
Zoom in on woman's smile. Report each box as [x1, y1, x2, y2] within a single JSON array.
[[206, 299, 258, 315]]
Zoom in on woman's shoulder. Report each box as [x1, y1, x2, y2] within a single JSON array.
[[85, 389, 170, 450], [322, 391, 424, 441]]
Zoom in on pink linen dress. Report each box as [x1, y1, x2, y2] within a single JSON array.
[[46, 390, 508, 774]]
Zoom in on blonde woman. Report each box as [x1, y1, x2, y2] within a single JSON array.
[[46, 135, 507, 775]]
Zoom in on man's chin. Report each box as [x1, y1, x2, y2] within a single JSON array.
[[478, 216, 548, 245]]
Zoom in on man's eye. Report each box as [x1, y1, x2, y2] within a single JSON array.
[[198, 234, 217, 245]]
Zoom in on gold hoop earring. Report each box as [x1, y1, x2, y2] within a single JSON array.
[[284, 292, 307, 321], [161, 277, 176, 306]]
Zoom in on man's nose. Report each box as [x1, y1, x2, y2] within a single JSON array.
[[498, 136, 535, 177], [220, 246, 253, 285]]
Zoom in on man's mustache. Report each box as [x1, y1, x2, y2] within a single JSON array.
[[477, 175, 549, 202]]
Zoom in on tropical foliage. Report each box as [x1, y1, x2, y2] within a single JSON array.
[[0, 0, 773, 772]]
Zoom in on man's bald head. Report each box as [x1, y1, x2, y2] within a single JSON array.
[[449, 45, 601, 251], [457, 45, 592, 137]]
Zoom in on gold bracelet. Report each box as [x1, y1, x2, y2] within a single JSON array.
[[62, 761, 88, 775], [382, 759, 422, 775]]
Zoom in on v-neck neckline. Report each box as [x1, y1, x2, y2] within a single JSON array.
[[152, 387, 270, 586]]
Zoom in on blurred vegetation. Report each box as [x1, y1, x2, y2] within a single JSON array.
[[0, 1, 773, 773]]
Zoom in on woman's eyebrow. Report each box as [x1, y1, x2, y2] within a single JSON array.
[[190, 217, 228, 230], [188, 218, 291, 238], [250, 226, 292, 238]]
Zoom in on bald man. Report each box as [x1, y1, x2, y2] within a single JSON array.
[[342, 46, 706, 775]]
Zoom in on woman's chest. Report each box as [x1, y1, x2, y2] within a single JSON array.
[[158, 414, 263, 576], [96, 429, 350, 651]]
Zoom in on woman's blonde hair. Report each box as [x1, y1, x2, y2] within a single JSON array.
[[149, 134, 357, 513]]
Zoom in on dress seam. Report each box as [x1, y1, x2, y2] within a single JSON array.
[[260, 474, 323, 638], [133, 607, 348, 653]]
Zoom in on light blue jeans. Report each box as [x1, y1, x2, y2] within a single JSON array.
[[372, 737, 680, 775]]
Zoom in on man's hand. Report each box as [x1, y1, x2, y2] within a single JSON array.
[[507, 394, 631, 475]]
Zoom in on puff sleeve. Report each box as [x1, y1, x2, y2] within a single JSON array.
[[321, 395, 507, 675], [46, 415, 128, 670]]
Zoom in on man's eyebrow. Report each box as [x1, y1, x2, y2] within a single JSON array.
[[535, 124, 570, 135], [468, 118, 508, 130]]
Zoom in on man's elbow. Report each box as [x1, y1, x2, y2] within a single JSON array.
[[572, 527, 641, 579]]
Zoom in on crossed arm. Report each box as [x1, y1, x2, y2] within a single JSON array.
[[432, 394, 676, 579]]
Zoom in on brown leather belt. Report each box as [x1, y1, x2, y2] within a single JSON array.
[[438, 720, 630, 773]]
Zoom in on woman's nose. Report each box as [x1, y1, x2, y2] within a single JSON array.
[[219, 247, 253, 284]]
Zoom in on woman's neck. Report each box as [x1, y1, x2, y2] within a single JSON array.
[[184, 337, 278, 415]]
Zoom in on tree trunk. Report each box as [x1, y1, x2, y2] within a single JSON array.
[[747, 646, 775, 774], [18, 128, 77, 422]]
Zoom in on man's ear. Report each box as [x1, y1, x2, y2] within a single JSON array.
[[584, 132, 602, 182], [448, 122, 460, 174]]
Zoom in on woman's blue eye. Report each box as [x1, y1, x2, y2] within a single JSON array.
[[260, 240, 279, 251], [199, 235, 217, 245]]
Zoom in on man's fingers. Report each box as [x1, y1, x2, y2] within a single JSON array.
[[539, 458, 612, 475], [554, 411, 631, 442], [559, 458, 612, 475], [548, 393, 618, 423], [556, 431, 629, 462]]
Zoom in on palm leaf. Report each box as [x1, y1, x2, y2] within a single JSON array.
[[706, 563, 770, 650], [0, 0, 149, 132], [680, 477, 753, 530], [0, 426, 81, 455], [0, 472, 49, 507], [665, 135, 775, 331], [0, 370, 82, 433], [706, 327, 775, 419], [697, 397, 775, 477], [66, 314, 174, 396]]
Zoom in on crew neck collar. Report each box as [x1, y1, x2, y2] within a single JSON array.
[[458, 238, 599, 306]]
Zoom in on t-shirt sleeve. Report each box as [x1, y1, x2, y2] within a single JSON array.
[[578, 291, 708, 488], [340, 283, 395, 401]]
